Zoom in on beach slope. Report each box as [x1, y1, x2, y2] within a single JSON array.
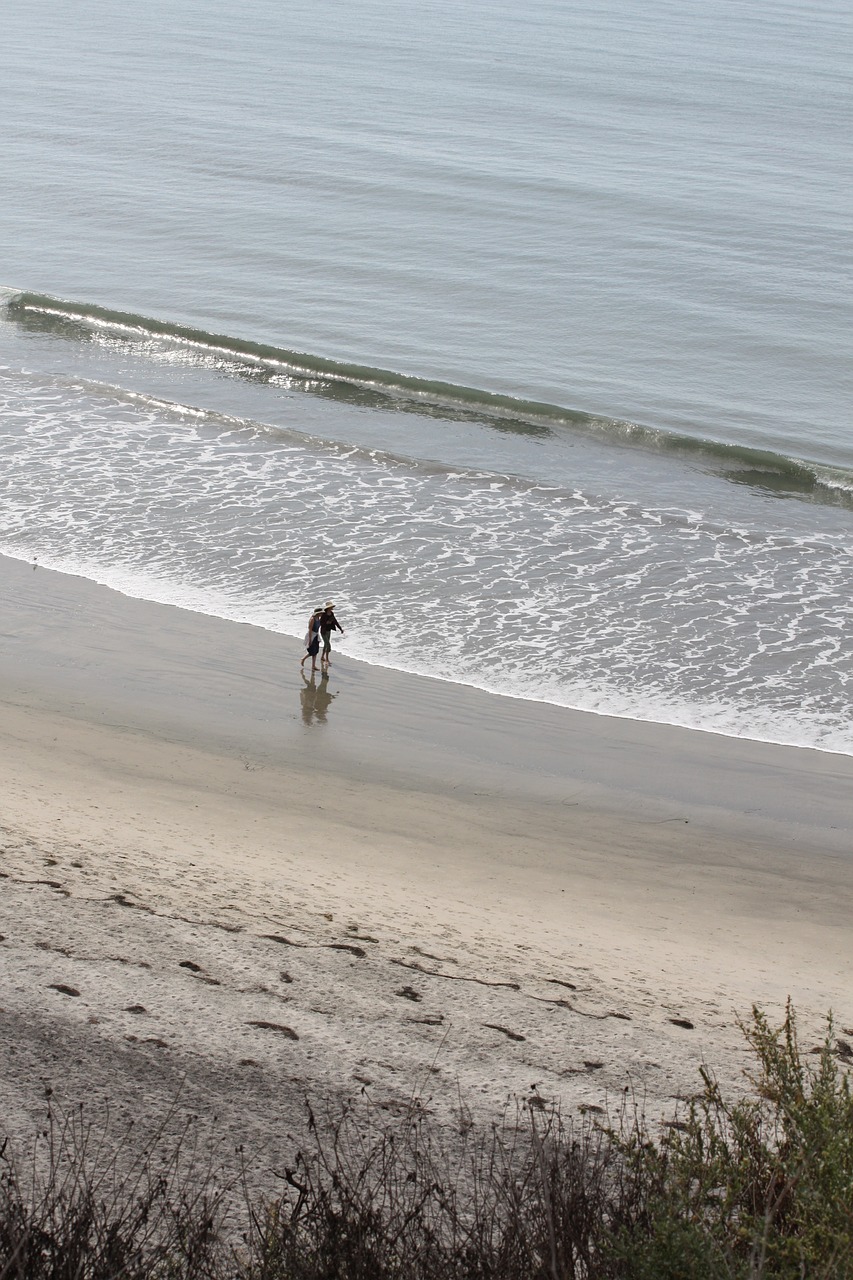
[[1, 553, 851, 1174]]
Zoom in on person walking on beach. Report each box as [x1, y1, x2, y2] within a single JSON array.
[[319, 601, 344, 667], [300, 607, 323, 672]]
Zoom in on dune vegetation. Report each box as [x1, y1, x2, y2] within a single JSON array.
[[1, 1004, 851, 1279]]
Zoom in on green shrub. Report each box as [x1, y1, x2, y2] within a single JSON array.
[[608, 1002, 853, 1278], [2, 1004, 851, 1278]]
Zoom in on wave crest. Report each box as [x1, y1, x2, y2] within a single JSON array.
[[5, 288, 853, 508]]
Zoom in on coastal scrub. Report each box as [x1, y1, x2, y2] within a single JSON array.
[[1, 1005, 851, 1278]]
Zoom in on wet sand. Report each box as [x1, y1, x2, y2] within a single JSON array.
[[1, 552, 852, 1176]]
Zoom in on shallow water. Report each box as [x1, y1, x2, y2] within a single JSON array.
[[1, 0, 851, 751]]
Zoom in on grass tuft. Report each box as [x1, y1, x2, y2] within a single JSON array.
[[2, 1004, 852, 1278]]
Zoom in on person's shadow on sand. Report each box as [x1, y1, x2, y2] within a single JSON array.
[[300, 671, 338, 726]]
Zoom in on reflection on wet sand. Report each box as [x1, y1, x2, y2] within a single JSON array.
[[300, 671, 338, 726]]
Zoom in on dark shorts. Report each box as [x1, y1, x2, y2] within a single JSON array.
[[307, 635, 320, 656]]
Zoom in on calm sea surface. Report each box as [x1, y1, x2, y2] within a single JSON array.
[[1, 0, 851, 751]]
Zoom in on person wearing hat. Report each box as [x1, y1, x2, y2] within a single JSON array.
[[319, 601, 344, 667]]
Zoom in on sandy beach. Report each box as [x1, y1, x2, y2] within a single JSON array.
[[2, 551, 852, 1184]]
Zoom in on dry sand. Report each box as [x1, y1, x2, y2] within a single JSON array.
[[1, 552, 852, 1186]]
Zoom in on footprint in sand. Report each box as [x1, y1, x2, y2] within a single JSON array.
[[410, 945, 457, 965], [483, 1024, 526, 1042], [246, 1020, 299, 1040]]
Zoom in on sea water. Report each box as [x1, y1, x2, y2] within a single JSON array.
[[1, 0, 851, 752]]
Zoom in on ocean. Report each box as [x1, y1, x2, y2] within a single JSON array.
[[1, 0, 851, 753]]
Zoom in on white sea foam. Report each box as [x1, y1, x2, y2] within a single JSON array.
[[1, 369, 852, 755]]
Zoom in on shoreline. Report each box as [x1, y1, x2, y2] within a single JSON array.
[[2, 551, 852, 1173], [5, 548, 849, 762]]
